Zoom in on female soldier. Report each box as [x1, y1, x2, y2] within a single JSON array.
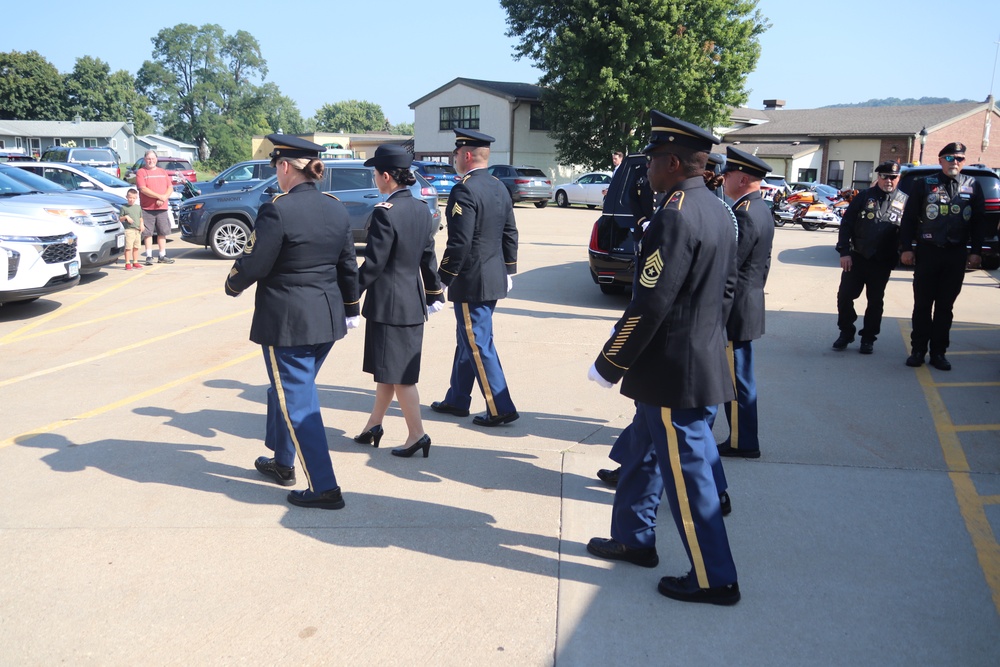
[[353, 144, 445, 458], [225, 134, 360, 509]]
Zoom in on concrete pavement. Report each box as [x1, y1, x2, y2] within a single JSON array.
[[1, 205, 998, 665]]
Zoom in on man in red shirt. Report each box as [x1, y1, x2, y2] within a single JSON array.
[[136, 151, 176, 264]]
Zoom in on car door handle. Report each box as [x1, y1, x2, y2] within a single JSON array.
[[364, 194, 379, 198]]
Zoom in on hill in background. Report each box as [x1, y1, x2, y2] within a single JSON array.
[[823, 96, 978, 108]]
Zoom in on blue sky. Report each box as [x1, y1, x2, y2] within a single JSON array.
[[5, 0, 1000, 125]]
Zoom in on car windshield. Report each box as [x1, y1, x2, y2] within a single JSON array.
[[814, 184, 838, 198], [161, 161, 192, 171], [421, 164, 456, 175], [2, 167, 66, 193], [72, 149, 115, 163], [515, 168, 547, 178], [0, 170, 39, 195], [74, 164, 130, 187]]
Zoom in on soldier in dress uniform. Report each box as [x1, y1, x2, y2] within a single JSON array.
[[832, 160, 908, 355], [430, 129, 520, 427], [900, 142, 985, 371], [586, 111, 741, 605], [711, 146, 775, 460], [225, 134, 360, 510], [353, 144, 445, 459]]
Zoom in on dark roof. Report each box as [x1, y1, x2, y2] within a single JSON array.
[[410, 78, 544, 108], [724, 101, 992, 138]]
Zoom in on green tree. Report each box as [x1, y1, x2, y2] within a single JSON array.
[[314, 100, 388, 133], [500, 0, 769, 169], [0, 50, 64, 120], [391, 121, 414, 135], [63, 56, 155, 131], [136, 23, 271, 168]]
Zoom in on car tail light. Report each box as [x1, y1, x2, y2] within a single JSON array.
[[514, 178, 530, 185], [421, 186, 437, 197], [985, 198, 999, 212], [589, 220, 606, 253]]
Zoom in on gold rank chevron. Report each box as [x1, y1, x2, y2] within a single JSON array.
[[451, 202, 463, 216], [639, 249, 664, 288]]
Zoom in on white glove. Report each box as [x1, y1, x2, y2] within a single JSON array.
[[588, 363, 614, 389], [428, 301, 445, 315], [345, 316, 361, 330], [507, 275, 513, 292], [609, 324, 617, 337]]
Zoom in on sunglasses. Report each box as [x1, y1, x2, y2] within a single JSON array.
[[878, 174, 898, 180], [942, 155, 965, 163]]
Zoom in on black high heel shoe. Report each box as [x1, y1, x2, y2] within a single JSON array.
[[353, 424, 383, 448], [391, 434, 431, 458]]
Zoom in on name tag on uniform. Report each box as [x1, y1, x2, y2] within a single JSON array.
[[960, 184, 974, 194]]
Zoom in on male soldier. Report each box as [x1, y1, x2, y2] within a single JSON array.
[[587, 111, 741, 605], [900, 142, 985, 370], [431, 129, 519, 426], [832, 160, 907, 354], [712, 146, 775, 460]]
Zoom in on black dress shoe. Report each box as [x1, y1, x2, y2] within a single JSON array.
[[720, 491, 732, 516], [929, 354, 952, 371], [586, 537, 659, 568], [254, 456, 296, 486], [287, 487, 345, 510], [657, 571, 740, 605], [832, 334, 854, 351], [905, 352, 925, 367], [472, 411, 519, 427], [718, 444, 760, 459], [430, 401, 470, 417], [353, 424, 383, 448], [391, 434, 431, 458], [859, 340, 874, 355], [597, 467, 620, 487]]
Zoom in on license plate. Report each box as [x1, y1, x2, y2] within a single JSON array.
[[116, 233, 125, 249], [67, 260, 79, 278]]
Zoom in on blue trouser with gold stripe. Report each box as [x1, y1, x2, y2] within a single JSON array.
[[263, 343, 338, 493], [611, 402, 737, 588], [708, 340, 759, 453], [610, 420, 728, 495], [444, 300, 516, 417]]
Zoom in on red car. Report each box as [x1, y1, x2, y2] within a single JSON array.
[[126, 156, 196, 184]]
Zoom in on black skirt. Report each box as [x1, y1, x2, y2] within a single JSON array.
[[363, 320, 424, 384]]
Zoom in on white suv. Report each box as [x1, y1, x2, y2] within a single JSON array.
[[0, 170, 124, 273], [0, 212, 80, 305]]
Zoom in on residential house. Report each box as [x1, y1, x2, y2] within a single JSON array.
[[409, 78, 561, 179], [0, 118, 138, 163], [720, 99, 1000, 188], [135, 134, 198, 165]]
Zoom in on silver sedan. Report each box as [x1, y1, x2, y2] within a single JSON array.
[[553, 171, 612, 209]]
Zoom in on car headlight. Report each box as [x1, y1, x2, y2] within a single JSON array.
[[43, 208, 95, 226], [0, 233, 43, 243], [183, 202, 205, 211]]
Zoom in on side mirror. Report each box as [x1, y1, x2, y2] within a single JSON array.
[[77, 180, 95, 189]]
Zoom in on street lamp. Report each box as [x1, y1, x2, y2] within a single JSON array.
[[918, 126, 928, 164]]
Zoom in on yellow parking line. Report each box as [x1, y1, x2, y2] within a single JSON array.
[[945, 350, 1000, 356], [932, 382, 1000, 388], [0, 349, 259, 450], [0, 271, 147, 345], [982, 495, 1000, 505], [1, 288, 219, 345], [952, 424, 1000, 432], [901, 320, 1000, 613], [0, 308, 252, 389]]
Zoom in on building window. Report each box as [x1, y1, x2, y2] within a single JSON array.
[[797, 168, 817, 182], [530, 104, 549, 131], [54, 138, 62, 146], [0, 140, 4, 149], [111, 138, 117, 149], [852, 161, 873, 190], [828, 160, 844, 189], [439, 105, 480, 131], [15, 137, 23, 150], [84, 138, 98, 147], [29, 138, 41, 157]]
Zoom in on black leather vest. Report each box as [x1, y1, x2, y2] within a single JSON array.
[[918, 174, 976, 245], [853, 188, 907, 258]]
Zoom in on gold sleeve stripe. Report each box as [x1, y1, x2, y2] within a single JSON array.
[[344, 299, 360, 305], [440, 267, 458, 276], [607, 316, 640, 354], [425, 288, 444, 294], [600, 351, 628, 370]]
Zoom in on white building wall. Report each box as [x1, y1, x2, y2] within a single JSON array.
[[826, 138, 883, 187], [413, 84, 513, 156]]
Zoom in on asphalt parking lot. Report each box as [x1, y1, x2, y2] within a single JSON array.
[[1, 204, 998, 665]]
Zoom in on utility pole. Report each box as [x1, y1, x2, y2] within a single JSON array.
[[983, 33, 999, 152]]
